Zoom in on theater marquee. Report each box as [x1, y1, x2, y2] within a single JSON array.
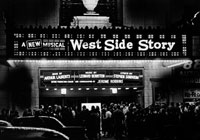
[[40, 70, 143, 87], [7, 27, 192, 59]]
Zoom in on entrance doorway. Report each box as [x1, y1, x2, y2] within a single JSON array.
[[39, 89, 142, 110]]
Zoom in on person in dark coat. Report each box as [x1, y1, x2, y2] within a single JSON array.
[[80, 105, 90, 127], [112, 105, 125, 140], [87, 106, 100, 140]]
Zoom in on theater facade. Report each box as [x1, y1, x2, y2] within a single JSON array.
[[1, 0, 200, 111], [5, 26, 193, 109]]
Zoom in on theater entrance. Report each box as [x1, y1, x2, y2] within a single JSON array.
[[39, 87, 143, 109], [39, 68, 144, 108]]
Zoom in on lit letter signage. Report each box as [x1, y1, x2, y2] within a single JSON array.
[[8, 27, 191, 59], [138, 40, 175, 51], [40, 70, 143, 87]]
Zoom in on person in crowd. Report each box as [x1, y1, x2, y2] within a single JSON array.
[[61, 106, 73, 125], [23, 108, 33, 116], [112, 105, 125, 140], [71, 106, 80, 125], [0, 108, 9, 121], [87, 106, 100, 140], [9, 108, 19, 121], [126, 104, 137, 140], [5, 100, 200, 140], [80, 105, 90, 127], [101, 105, 107, 137], [95, 106, 101, 140], [105, 107, 112, 138]]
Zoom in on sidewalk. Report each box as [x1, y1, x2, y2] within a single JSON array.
[[100, 135, 128, 140], [100, 136, 157, 140]]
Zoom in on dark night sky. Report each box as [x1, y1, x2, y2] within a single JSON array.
[[124, 0, 200, 27]]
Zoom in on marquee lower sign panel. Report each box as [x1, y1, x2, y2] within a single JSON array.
[[40, 70, 143, 87]]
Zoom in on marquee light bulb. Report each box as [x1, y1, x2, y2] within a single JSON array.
[[111, 88, 117, 94], [61, 88, 67, 94], [70, 88, 74, 90]]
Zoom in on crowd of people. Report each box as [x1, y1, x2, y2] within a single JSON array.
[[1, 101, 200, 140]]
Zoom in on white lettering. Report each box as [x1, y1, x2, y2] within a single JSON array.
[[125, 75, 139, 79], [70, 39, 83, 51], [161, 42, 167, 49], [154, 42, 161, 49], [105, 39, 133, 51], [167, 42, 176, 51], [104, 40, 114, 51], [79, 80, 93, 83], [43, 42, 65, 48], [98, 80, 109, 83], [35, 41, 41, 46], [56, 75, 70, 79], [44, 76, 55, 80], [22, 42, 26, 47], [138, 40, 148, 51], [149, 40, 154, 49], [127, 42, 133, 49], [79, 74, 91, 78], [138, 39, 175, 51], [89, 42, 96, 49], [110, 80, 123, 83], [91, 74, 105, 78], [114, 74, 125, 79], [82, 42, 89, 49], [70, 39, 102, 51]]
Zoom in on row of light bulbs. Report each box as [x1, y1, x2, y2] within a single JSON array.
[[9, 59, 189, 63], [46, 87, 139, 94], [45, 87, 138, 91]]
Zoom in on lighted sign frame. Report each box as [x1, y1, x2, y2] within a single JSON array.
[[7, 27, 192, 59], [39, 69, 143, 88]]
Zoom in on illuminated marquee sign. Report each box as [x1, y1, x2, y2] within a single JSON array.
[[173, 59, 200, 84], [7, 28, 191, 59], [40, 70, 143, 87]]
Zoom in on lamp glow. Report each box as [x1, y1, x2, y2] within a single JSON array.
[[111, 88, 118, 94], [86, 88, 90, 90], [61, 88, 67, 95]]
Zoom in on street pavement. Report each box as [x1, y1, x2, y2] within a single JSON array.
[[100, 135, 128, 140]]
